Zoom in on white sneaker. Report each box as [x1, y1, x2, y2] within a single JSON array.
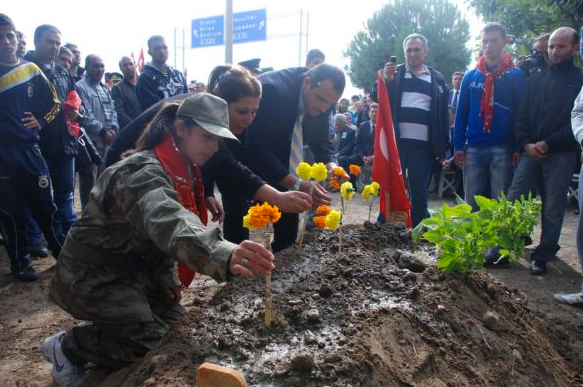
[[42, 332, 85, 387]]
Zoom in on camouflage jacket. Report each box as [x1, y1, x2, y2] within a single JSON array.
[[50, 150, 236, 324]]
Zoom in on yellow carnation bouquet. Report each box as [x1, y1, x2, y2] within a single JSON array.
[[361, 181, 380, 222], [296, 162, 328, 251]]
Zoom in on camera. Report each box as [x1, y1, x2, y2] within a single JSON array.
[[519, 50, 546, 74], [389, 56, 397, 64]]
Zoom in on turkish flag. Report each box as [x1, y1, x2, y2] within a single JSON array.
[[137, 47, 145, 73], [372, 72, 412, 228]]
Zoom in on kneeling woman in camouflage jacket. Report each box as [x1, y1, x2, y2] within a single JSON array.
[[42, 93, 275, 387]]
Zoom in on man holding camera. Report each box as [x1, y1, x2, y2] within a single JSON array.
[[519, 33, 550, 76], [372, 33, 449, 227], [507, 27, 583, 275]]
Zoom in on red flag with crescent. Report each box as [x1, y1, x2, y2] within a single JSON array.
[[372, 72, 412, 228]]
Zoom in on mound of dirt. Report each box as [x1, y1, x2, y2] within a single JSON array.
[[94, 224, 576, 387]]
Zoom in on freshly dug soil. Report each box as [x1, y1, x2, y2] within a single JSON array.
[[93, 224, 575, 387]]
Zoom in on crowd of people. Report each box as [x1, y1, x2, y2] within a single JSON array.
[[2, 10, 583, 386]]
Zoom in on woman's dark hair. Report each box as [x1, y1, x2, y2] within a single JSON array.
[[136, 101, 196, 150], [207, 64, 261, 103]]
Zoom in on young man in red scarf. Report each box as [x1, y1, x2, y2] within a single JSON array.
[[453, 23, 526, 211]]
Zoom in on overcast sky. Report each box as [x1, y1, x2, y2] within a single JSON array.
[[6, 0, 483, 96]]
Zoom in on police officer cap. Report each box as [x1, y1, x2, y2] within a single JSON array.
[[238, 58, 262, 74]]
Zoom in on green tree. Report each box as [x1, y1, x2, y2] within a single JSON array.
[[344, 0, 471, 92], [469, 0, 583, 39]]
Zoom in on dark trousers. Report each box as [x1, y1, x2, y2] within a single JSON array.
[[400, 142, 432, 227], [26, 153, 77, 244], [0, 145, 62, 272], [507, 152, 575, 261], [78, 164, 97, 210], [62, 296, 184, 369], [272, 211, 299, 253]]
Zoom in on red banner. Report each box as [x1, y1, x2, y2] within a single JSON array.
[[137, 48, 145, 74], [372, 72, 412, 228]]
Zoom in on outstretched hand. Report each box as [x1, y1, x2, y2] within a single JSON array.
[[229, 240, 275, 277]]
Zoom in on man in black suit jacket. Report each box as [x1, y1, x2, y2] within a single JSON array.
[[448, 71, 463, 116], [334, 113, 356, 163], [246, 64, 347, 252], [354, 102, 378, 166]]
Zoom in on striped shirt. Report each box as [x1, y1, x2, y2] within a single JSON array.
[[398, 66, 432, 142]]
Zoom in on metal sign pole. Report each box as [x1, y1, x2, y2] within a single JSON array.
[[225, 0, 233, 64]]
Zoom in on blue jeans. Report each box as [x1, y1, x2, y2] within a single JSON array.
[[400, 142, 432, 227], [508, 152, 575, 262], [463, 145, 513, 210], [44, 153, 76, 240]]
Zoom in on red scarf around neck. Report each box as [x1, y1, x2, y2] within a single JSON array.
[[476, 53, 514, 133], [154, 134, 207, 287]]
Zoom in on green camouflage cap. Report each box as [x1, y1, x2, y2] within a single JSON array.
[[177, 93, 237, 141]]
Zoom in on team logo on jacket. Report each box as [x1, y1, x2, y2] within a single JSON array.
[[27, 83, 34, 98], [38, 175, 49, 189]]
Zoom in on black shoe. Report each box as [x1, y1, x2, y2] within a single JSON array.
[[530, 260, 547, 275], [483, 248, 510, 267], [29, 243, 49, 258], [15, 266, 39, 282]]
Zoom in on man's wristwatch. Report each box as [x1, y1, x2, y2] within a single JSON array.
[[293, 178, 304, 191]]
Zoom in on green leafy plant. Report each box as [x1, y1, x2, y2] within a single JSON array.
[[412, 194, 541, 274]]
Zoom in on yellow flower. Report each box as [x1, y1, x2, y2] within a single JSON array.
[[326, 210, 341, 231], [362, 185, 373, 201], [242, 214, 254, 230], [296, 162, 312, 180], [333, 166, 345, 177], [349, 164, 361, 176], [311, 163, 328, 182], [371, 181, 380, 195], [340, 182, 355, 200], [316, 205, 331, 216]]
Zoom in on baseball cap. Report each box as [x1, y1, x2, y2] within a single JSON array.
[[177, 93, 237, 141]]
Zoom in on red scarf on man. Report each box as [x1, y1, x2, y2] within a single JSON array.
[[154, 134, 208, 287], [476, 53, 514, 133]]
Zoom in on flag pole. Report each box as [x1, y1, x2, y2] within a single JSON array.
[[384, 190, 390, 224]]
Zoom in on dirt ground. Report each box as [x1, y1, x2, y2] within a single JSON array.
[[1, 191, 583, 386]]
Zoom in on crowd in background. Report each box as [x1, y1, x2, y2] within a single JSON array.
[[5, 10, 583, 386]]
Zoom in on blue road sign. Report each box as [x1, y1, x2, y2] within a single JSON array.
[[233, 9, 267, 44], [191, 15, 224, 48], [192, 9, 266, 48]]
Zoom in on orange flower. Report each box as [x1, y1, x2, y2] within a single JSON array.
[[313, 216, 327, 229], [330, 179, 340, 189], [244, 202, 281, 230], [316, 205, 331, 216], [333, 166, 345, 177], [349, 164, 361, 176]]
